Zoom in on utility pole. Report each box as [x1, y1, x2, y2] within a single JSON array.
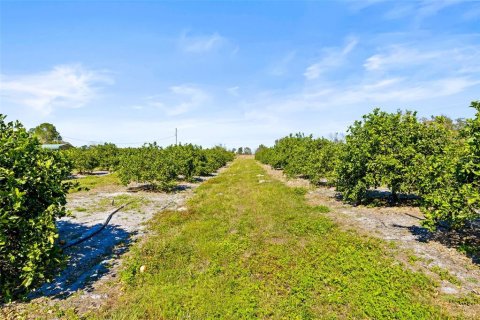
[[175, 128, 178, 145]]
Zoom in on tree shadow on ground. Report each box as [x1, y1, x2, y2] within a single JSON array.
[[124, 173, 217, 194], [392, 222, 480, 265], [28, 220, 133, 300], [127, 183, 193, 193], [334, 188, 480, 265], [335, 189, 419, 206]]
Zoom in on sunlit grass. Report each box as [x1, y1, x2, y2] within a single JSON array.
[[95, 194, 150, 212], [68, 173, 121, 193], [94, 158, 447, 319]]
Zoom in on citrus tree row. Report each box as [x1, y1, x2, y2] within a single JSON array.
[[62, 143, 234, 191], [62, 143, 120, 173], [116, 143, 234, 191], [255, 133, 343, 186], [256, 101, 480, 231], [0, 115, 234, 302]]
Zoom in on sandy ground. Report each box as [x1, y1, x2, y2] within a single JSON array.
[[261, 163, 480, 317], [1, 169, 226, 318]]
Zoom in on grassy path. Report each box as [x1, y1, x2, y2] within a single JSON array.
[[97, 158, 447, 319]]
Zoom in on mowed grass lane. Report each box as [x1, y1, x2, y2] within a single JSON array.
[[97, 158, 446, 319]]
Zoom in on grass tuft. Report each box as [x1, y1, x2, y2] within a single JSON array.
[[430, 266, 462, 286]]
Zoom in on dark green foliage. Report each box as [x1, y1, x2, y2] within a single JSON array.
[[334, 106, 480, 229], [336, 109, 426, 204], [0, 115, 72, 302], [117, 143, 177, 191], [255, 133, 342, 185], [94, 143, 119, 171], [204, 146, 235, 173], [335, 110, 465, 208], [116, 143, 233, 191], [63, 143, 119, 173], [64, 147, 99, 174], [420, 101, 480, 230], [29, 122, 62, 144]]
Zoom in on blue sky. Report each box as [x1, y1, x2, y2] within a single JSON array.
[[1, 1, 479, 148]]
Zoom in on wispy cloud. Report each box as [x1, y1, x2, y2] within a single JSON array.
[[0, 64, 112, 115], [248, 38, 480, 120], [347, 0, 388, 12], [463, 4, 480, 20], [179, 31, 226, 53], [363, 46, 438, 71], [270, 51, 296, 76], [227, 86, 240, 96], [148, 85, 209, 116], [413, 0, 464, 21], [356, 0, 467, 24], [245, 76, 479, 118], [363, 44, 480, 74], [304, 37, 358, 80]]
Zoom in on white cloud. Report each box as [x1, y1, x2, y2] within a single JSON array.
[[328, 77, 478, 105], [227, 86, 240, 96], [148, 85, 209, 116], [179, 31, 226, 53], [0, 64, 112, 115], [244, 109, 279, 123], [363, 44, 480, 74], [270, 51, 296, 76], [363, 46, 436, 71], [353, 0, 465, 23], [414, 0, 464, 20], [348, 0, 388, 12], [55, 114, 291, 149], [303, 64, 322, 81], [241, 73, 479, 120], [304, 37, 358, 80]]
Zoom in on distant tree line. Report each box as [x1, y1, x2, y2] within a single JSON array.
[[233, 147, 252, 155]]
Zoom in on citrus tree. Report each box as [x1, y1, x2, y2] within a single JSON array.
[[94, 143, 119, 171], [0, 115, 72, 302], [336, 109, 425, 204], [421, 101, 480, 230], [117, 143, 177, 191]]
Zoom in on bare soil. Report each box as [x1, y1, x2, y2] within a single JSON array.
[[261, 163, 480, 318], [1, 169, 228, 319]]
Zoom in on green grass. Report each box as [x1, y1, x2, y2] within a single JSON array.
[[430, 266, 462, 286], [443, 293, 480, 306], [408, 254, 426, 265], [95, 194, 150, 212], [70, 194, 150, 216], [68, 173, 121, 193], [312, 204, 331, 213], [94, 158, 447, 319]]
